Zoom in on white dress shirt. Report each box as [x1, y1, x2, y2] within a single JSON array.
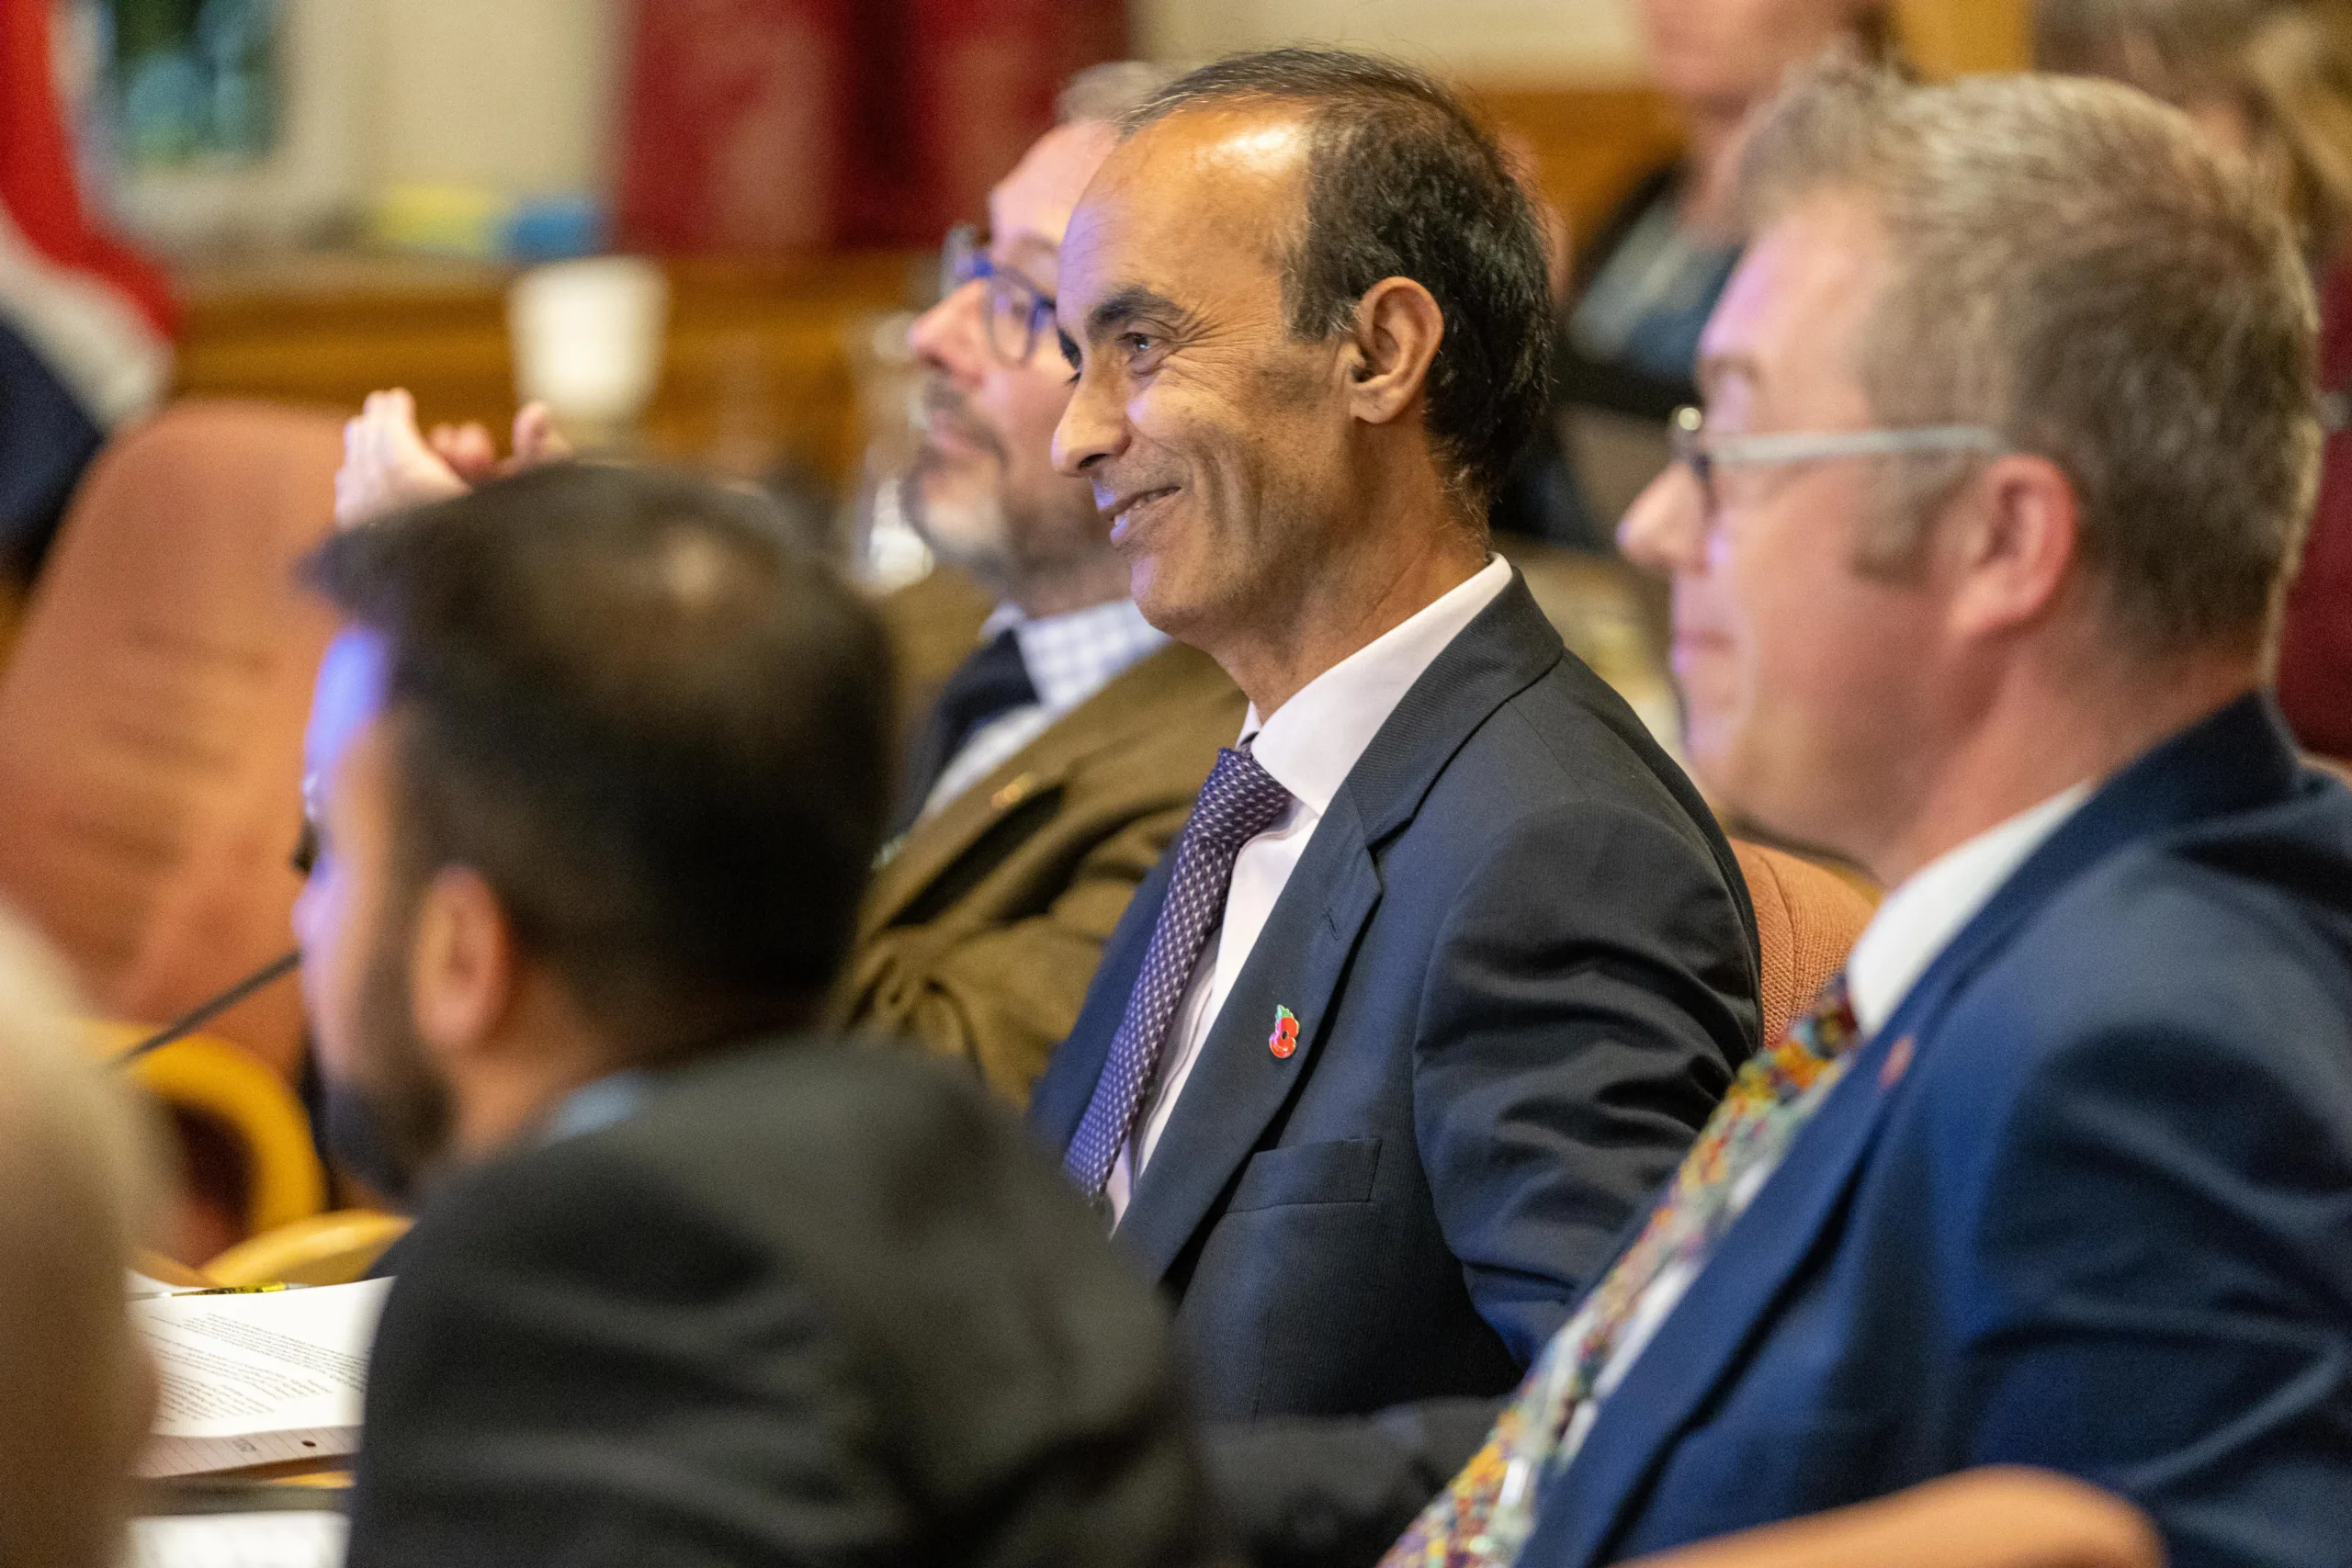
[[921, 596, 1168, 819], [1105, 556, 1514, 1220], [1552, 780, 2095, 1465], [1844, 783, 2090, 1035]]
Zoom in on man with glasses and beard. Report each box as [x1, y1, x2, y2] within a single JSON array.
[[334, 64, 1244, 1106], [847, 62, 1244, 1101], [296, 463, 1218, 1568]]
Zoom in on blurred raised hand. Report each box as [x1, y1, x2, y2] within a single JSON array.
[[335, 390, 572, 529]]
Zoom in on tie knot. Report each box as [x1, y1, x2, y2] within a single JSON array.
[[944, 628, 1035, 715], [1788, 969, 1861, 1061], [1188, 745, 1294, 857]]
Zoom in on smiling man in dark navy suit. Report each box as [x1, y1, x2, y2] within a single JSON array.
[[1383, 63, 2352, 1568], [1028, 48, 1761, 1552]]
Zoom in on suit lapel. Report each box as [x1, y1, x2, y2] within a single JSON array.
[[1533, 692, 2305, 1568], [1117, 792, 1385, 1278], [859, 642, 1207, 940], [1115, 573, 1571, 1279]]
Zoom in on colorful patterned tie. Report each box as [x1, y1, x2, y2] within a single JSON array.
[[1383, 973, 1865, 1568], [1065, 744, 1294, 1200]]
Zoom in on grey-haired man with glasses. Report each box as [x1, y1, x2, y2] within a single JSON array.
[[843, 62, 1245, 1102], [1371, 62, 2352, 1568]]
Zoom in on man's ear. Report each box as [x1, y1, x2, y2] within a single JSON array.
[[408, 866, 521, 1062], [1342, 276, 1445, 427], [1940, 452, 2081, 641]]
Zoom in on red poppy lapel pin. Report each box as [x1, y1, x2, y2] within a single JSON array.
[[1269, 1006, 1300, 1059]]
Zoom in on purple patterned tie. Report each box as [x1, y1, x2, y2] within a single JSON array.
[[1065, 744, 1294, 1200]]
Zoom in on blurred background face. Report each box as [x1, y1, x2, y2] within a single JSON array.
[[1642, 0, 1886, 111], [1051, 108, 1357, 651], [905, 120, 1121, 590], [292, 635, 450, 1204], [1618, 196, 1945, 856]]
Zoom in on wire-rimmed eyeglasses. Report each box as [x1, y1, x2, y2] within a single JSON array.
[[941, 223, 1058, 367], [1668, 404, 2010, 515]]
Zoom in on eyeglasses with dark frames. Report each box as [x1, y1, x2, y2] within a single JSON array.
[[1668, 404, 2010, 516], [941, 223, 1059, 367]]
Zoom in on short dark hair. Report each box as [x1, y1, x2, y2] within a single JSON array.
[[304, 463, 893, 1055], [1127, 48, 1555, 516]]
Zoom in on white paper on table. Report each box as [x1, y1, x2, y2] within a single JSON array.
[[131, 1280, 392, 1478], [126, 1510, 346, 1568], [127, 1269, 190, 1297]]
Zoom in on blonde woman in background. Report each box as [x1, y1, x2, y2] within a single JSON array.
[[0, 908, 160, 1568], [2038, 0, 2352, 761], [1562, 0, 1900, 421]]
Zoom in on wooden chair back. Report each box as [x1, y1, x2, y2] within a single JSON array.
[[1732, 840, 1879, 1047]]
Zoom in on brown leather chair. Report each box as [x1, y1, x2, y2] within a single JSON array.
[[0, 400, 343, 1079], [1731, 840, 1878, 1047], [1627, 1468, 2164, 1568]]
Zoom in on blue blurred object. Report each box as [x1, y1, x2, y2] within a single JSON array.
[[507, 197, 610, 264], [0, 319, 107, 574], [107, 0, 278, 170]]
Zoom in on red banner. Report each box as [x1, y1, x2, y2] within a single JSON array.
[[618, 0, 1125, 253]]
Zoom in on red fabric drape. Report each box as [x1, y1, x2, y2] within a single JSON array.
[[617, 0, 1125, 254], [0, 0, 175, 336], [2276, 263, 2352, 760]]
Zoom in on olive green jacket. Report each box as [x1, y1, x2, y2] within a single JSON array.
[[835, 574, 1245, 1104]]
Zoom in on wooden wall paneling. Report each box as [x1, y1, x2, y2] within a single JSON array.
[[1895, 0, 2030, 77], [1468, 84, 1685, 244], [171, 251, 923, 491]]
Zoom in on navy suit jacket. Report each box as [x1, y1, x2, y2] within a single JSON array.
[[1030, 573, 1760, 1425], [1524, 694, 2352, 1568]]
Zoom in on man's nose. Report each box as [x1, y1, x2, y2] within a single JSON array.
[[1617, 464, 1710, 575], [1053, 364, 1127, 478], [909, 280, 989, 380]]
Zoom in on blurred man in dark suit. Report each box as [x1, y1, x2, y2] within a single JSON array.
[[1390, 64, 2352, 1568], [1026, 48, 1759, 1556], [294, 465, 1219, 1568]]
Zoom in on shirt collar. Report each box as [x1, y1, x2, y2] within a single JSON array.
[[1246, 557, 1513, 817], [540, 1071, 652, 1144], [980, 597, 1168, 714], [1846, 783, 2092, 1034]]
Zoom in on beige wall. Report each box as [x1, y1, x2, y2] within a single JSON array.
[[1134, 0, 1646, 80], [339, 0, 2027, 206], [353, 0, 1662, 203], [361, 0, 627, 197]]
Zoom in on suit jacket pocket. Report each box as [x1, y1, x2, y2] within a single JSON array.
[[1227, 1137, 1383, 1213]]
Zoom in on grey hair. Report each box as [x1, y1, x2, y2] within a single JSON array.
[[1057, 61, 1187, 128], [1739, 62, 2321, 659]]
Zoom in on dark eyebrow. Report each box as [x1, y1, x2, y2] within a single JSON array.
[[1084, 285, 1191, 343]]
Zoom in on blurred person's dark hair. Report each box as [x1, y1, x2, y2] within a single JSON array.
[[1124, 48, 1555, 518], [303, 462, 894, 1056]]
